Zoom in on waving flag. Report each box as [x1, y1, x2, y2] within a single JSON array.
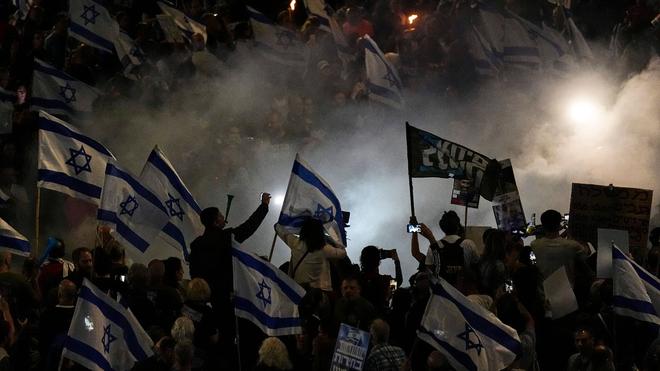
[[62, 279, 153, 370], [157, 1, 207, 42], [247, 6, 307, 67], [0, 218, 30, 256], [68, 0, 120, 54], [139, 146, 203, 260], [419, 279, 521, 371], [364, 35, 404, 109], [232, 248, 305, 336], [303, 0, 331, 31], [115, 31, 145, 80], [37, 111, 115, 205], [276, 154, 346, 245], [97, 163, 170, 254], [613, 245, 660, 326], [32, 59, 100, 118]]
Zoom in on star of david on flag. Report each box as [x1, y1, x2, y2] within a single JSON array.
[[68, 0, 119, 54], [457, 323, 484, 355], [80, 4, 100, 25], [247, 6, 307, 67], [101, 324, 117, 353], [165, 193, 184, 220], [119, 195, 139, 217], [363, 34, 404, 109], [65, 145, 92, 175], [256, 279, 272, 308], [59, 82, 77, 103], [32, 59, 101, 117]]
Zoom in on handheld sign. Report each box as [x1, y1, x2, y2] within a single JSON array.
[[330, 323, 370, 371]]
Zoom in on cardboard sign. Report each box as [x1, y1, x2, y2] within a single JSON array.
[[568, 183, 653, 251], [492, 191, 527, 233], [451, 178, 480, 209], [543, 266, 578, 319], [330, 323, 370, 371]]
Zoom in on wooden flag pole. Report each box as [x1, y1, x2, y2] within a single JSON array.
[[34, 187, 41, 257], [464, 203, 469, 229], [267, 232, 277, 262], [405, 122, 416, 218]]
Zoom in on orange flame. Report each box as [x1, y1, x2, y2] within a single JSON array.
[[290, 0, 296, 11], [408, 14, 418, 25]]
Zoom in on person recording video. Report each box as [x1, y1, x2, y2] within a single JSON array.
[[359, 245, 403, 315]]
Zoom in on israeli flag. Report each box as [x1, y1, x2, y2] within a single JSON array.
[[37, 111, 115, 205], [232, 247, 305, 336], [157, 1, 207, 42], [68, 0, 119, 55], [323, 2, 356, 79], [139, 146, 203, 260], [61, 278, 153, 371], [303, 0, 331, 31], [0, 218, 30, 257], [363, 35, 404, 109], [418, 279, 521, 371], [613, 244, 660, 326], [277, 154, 346, 245], [32, 59, 101, 117], [247, 6, 307, 67], [97, 163, 170, 254], [115, 31, 145, 80]]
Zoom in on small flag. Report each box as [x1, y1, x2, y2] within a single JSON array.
[[61, 278, 153, 370], [97, 163, 170, 254], [612, 245, 660, 326], [363, 35, 404, 109], [157, 1, 207, 42], [232, 247, 305, 336], [0, 218, 30, 256], [276, 154, 346, 245], [68, 0, 120, 55], [115, 31, 145, 80], [418, 279, 521, 371], [37, 111, 115, 205], [247, 6, 307, 67], [31, 59, 101, 118], [139, 146, 203, 260]]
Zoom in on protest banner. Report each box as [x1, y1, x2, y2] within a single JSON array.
[[451, 178, 480, 209], [330, 323, 370, 371], [491, 159, 526, 232]]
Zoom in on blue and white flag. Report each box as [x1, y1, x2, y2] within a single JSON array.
[[139, 146, 203, 261], [12, 0, 30, 19], [232, 247, 305, 336], [157, 1, 207, 42], [363, 35, 404, 109], [322, 2, 356, 79], [115, 31, 145, 80], [247, 6, 307, 67], [613, 245, 660, 326], [0, 218, 30, 257], [97, 163, 170, 254], [418, 279, 521, 371], [303, 0, 331, 31], [32, 59, 101, 118], [276, 154, 346, 245], [61, 278, 153, 371], [37, 111, 115, 205], [68, 0, 120, 55]]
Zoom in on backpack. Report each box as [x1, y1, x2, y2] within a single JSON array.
[[432, 238, 465, 286]]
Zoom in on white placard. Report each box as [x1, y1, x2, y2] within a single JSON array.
[[543, 266, 578, 319]]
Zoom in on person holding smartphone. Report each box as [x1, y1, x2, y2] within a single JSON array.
[[358, 245, 403, 315]]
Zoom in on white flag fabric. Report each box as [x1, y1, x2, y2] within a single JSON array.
[[97, 163, 170, 254], [157, 1, 207, 42], [247, 6, 307, 67], [232, 247, 305, 336], [612, 244, 660, 326], [303, 0, 331, 32], [276, 153, 346, 245], [62, 278, 153, 370], [0, 218, 30, 257], [37, 111, 115, 205], [364, 34, 404, 109], [68, 0, 120, 54], [115, 31, 145, 80], [139, 146, 203, 261], [32, 59, 100, 117], [418, 279, 521, 371], [12, 0, 30, 19], [565, 13, 593, 60]]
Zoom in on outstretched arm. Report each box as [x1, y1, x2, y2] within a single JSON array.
[[233, 193, 270, 243]]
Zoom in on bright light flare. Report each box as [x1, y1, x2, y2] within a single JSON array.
[[289, 0, 296, 11], [408, 14, 418, 25], [273, 194, 285, 206], [566, 98, 602, 124]]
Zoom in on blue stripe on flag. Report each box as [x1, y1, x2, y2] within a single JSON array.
[[78, 285, 148, 360], [0, 235, 30, 253], [147, 151, 201, 214], [433, 283, 521, 356], [96, 209, 150, 252], [613, 295, 658, 315], [34, 60, 76, 80], [38, 116, 113, 156], [276, 214, 306, 228], [105, 164, 167, 214], [234, 296, 302, 328], [366, 81, 403, 104], [419, 326, 478, 371], [247, 8, 275, 24], [38, 169, 102, 199], [163, 222, 189, 260], [613, 248, 660, 292], [63, 336, 113, 371], [364, 42, 402, 90], [69, 21, 116, 53], [232, 248, 304, 302], [31, 97, 75, 114]]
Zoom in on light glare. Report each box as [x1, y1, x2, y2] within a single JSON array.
[[567, 99, 600, 123]]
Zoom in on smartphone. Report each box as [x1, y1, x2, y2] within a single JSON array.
[[407, 224, 421, 233], [529, 251, 537, 265], [504, 279, 514, 294], [119, 275, 126, 283]]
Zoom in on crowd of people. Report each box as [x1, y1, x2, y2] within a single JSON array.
[[0, 0, 659, 370]]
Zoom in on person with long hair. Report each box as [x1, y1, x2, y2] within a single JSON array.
[[254, 337, 293, 371]]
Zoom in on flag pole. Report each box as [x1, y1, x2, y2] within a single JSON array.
[[233, 297, 243, 371], [464, 203, 468, 229], [34, 187, 41, 257], [267, 232, 277, 262], [405, 122, 416, 217]]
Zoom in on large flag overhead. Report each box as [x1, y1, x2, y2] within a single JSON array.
[[232, 247, 305, 336], [157, 1, 207, 42], [247, 6, 307, 67], [37, 111, 115, 205], [97, 163, 170, 254], [32, 59, 100, 117], [612, 245, 660, 326], [68, 0, 120, 54], [406, 123, 491, 188], [139, 146, 203, 260], [276, 154, 346, 245], [61, 279, 153, 370], [418, 279, 521, 371], [364, 35, 404, 109], [0, 218, 30, 256]]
